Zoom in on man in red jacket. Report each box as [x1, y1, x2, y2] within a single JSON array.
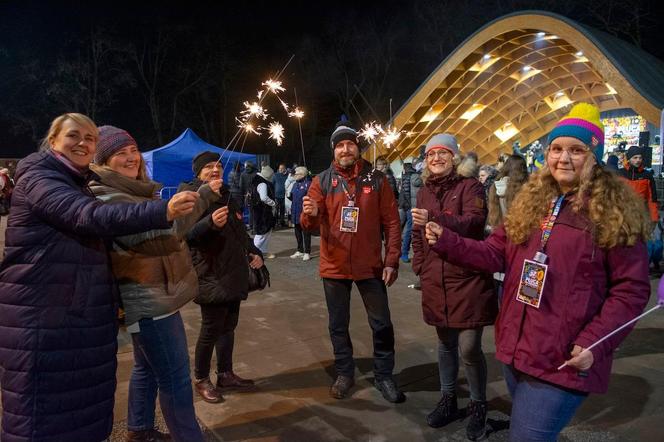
[[301, 121, 404, 403], [619, 145, 659, 222]]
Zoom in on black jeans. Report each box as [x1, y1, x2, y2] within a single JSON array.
[[194, 301, 241, 379], [276, 197, 286, 225], [322, 277, 396, 380], [294, 223, 311, 253]]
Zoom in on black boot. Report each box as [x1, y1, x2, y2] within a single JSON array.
[[466, 399, 488, 441], [329, 375, 355, 399], [374, 377, 406, 403], [426, 392, 458, 428]]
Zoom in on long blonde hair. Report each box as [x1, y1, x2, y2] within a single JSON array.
[[505, 152, 651, 248]]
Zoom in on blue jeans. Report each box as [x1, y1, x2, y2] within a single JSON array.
[[128, 312, 204, 442], [503, 364, 587, 441], [400, 210, 413, 259]]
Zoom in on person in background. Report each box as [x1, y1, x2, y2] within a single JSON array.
[[457, 151, 479, 178], [619, 145, 660, 272], [486, 155, 528, 233], [301, 121, 404, 404], [0, 167, 13, 215], [251, 165, 277, 258], [288, 166, 312, 261], [284, 164, 298, 227], [90, 127, 219, 442], [178, 151, 263, 404], [411, 134, 496, 440], [228, 161, 244, 213], [605, 154, 619, 171], [425, 103, 651, 441], [375, 155, 399, 200], [0, 113, 197, 442], [240, 160, 258, 229], [273, 163, 288, 227], [477, 164, 497, 200], [398, 157, 422, 263]]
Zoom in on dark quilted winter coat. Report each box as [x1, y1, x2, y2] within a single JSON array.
[[0, 151, 170, 442]]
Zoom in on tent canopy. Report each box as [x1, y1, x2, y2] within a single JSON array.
[[142, 129, 257, 188]]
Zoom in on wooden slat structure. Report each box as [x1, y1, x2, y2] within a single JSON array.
[[378, 11, 664, 164]]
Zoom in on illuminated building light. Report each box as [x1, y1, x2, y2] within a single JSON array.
[[494, 121, 519, 142], [419, 104, 445, 123], [460, 103, 487, 121], [545, 92, 572, 111]]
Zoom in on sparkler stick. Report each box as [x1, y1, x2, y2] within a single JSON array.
[[293, 87, 307, 167], [557, 278, 664, 371]]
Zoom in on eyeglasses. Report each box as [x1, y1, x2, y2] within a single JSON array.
[[548, 145, 590, 159], [426, 150, 452, 160]]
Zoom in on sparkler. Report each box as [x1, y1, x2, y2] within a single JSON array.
[[237, 119, 262, 136], [262, 79, 286, 94], [358, 122, 383, 143], [240, 101, 269, 121], [288, 107, 305, 119], [381, 127, 402, 148], [268, 121, 285, 146], [278, 97, 290, 112]]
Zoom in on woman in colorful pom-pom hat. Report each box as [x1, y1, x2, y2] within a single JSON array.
[[422, 103, 652, 440]]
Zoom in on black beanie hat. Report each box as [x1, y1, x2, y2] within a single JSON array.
[[192, 151, 221, 177], [330, 121, 359, 149], [626, 145, 645, 160]]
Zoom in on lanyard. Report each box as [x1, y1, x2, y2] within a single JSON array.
[[335, 173, 357, 205], [539, 195, 565, 252]]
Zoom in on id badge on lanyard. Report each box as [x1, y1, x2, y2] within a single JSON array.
[[337, 175, 360, 232], [516, 259, 548, 308], [515, 195, 563, 308], [340, 201, 360, 232]]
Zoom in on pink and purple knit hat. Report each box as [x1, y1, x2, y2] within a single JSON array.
[[547, 103, 605, 163], [94, 125, 138, 165]]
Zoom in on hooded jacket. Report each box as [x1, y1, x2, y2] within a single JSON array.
[[89, 165, 218, 326], [301, 159, 401, 280], [0, 151, 170, 442], [431, 196, 650, 394]]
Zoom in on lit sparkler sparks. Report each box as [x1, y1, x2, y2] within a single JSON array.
[[268, 121, 285, 146], [237, 120, 262, 135], [240, 101, 268, 121], [262, 79, 286, 94], [358, 122, 383, 143], [278, 97, 290, 112], [381, 127, 402, 148], [288, 107, 305, 119]]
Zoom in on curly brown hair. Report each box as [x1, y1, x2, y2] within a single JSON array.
[[487, 155, 528, 228], [505, 153, 651, 248]]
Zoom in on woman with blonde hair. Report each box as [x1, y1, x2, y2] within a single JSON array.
[[0, 114, 198, 442], [425, 103, 651, 441]]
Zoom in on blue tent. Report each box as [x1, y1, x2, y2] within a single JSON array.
[[142, 129, 257, 189]]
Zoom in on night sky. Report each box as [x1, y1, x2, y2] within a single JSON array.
[[1, 0, 662, 170]]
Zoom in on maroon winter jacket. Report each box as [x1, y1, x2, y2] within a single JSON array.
[[412, 174, 497, 328], [431, 195, 650, 393]]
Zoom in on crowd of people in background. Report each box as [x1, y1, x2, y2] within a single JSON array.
[[0, 102, 659, 442]]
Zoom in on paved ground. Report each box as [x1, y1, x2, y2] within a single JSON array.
[[2, 219, 664, 441]]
